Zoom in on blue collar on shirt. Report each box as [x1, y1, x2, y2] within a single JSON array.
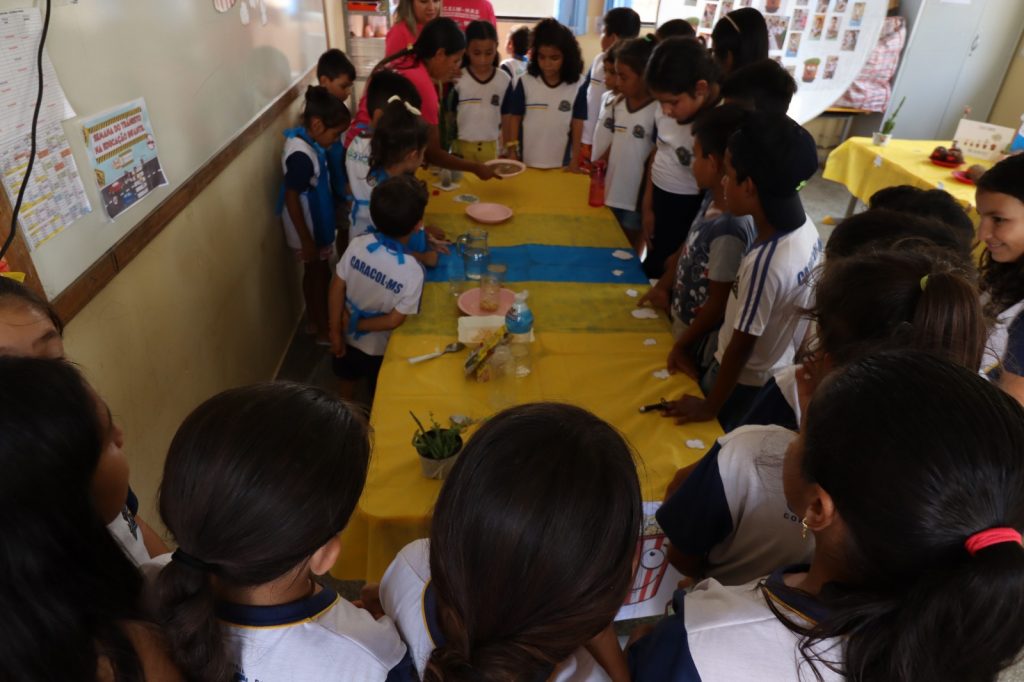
[[761, 565, 831, 625], [217, 587, 339, 627]]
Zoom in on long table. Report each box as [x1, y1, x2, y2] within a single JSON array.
[[332, 169, 723, 582]]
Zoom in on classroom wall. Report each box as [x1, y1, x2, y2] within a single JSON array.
[[63, 99, 305, 532], [989, 32, 1024, 131]]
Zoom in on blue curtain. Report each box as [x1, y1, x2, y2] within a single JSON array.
[[556, 0, 589, 35], [604, 0, 631, 10]]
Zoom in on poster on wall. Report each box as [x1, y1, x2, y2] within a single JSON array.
[[81, 99, 168, 220], [656, 0, 888, 123]]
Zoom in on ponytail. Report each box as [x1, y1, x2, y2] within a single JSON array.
[[911, 266, 985, 370], [374, 17, 465, 74], [155, 559, 228, 681]]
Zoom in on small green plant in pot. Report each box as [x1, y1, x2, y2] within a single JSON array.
[[873, 96, 906, 147], [410, 411, 470, 480]]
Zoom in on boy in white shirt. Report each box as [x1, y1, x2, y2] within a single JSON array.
[[329, 175, 426, 400], [582, 9, 640, 157], [663, 112, 821, 431]]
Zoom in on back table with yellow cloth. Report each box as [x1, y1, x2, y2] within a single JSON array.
[[823, 137, 992, 221], [331, 169, 724, 582]]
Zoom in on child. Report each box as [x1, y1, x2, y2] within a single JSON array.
[[349, 95, 428, 244], [0, 357, 181, 680], [582, 8, 641, 160], [588, 42, 621, 165], [710, 7, 769, 75], [663, 113, 821, 430], [591, 37, 657, 251], [630, 350, 1024, 682], [641, 37, 721, 278], [0, 276, 63, 358], [639, 104, 755, 380], [378, 402, 642, 681], [316, 48, 357, 248], [720, 58, 798, 115], [279, 86, 351, 343], [506, 19, 587, 171], [977, 154, 1024, 402], [499, 24, 530, 84], [657, 248, 986, 586], [155, 382, 410, 681], [451, 20, 513, 163], [870, 184, 975, 253], [329, 175, 427, 400], [386, 0, 441, 56], [655, 18, 696, 40]]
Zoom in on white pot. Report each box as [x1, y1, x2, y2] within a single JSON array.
[[872, 132, 892, 147], [419, 451, 461, 480]]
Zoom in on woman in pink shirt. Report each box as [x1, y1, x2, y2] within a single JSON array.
[[352, 18, 498, 180], [386, 0, 441, 56], [442, 0, 497, 31]]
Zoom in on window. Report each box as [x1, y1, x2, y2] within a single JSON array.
[[632, 0, 659, 24], [492, 0, 557, 19]]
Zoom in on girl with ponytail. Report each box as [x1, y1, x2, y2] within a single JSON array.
[[155, 382, 410, 681], [657, 246, 987, 586], [379, 402, 643, 682], [631, 349, 1024, 681]]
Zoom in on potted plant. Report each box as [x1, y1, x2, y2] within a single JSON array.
[[411, 411, 470, 480], [873, 96, 906, 147]]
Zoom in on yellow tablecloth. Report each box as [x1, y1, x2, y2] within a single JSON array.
[[331, 169, 724, 581], [823, 137, 991, 220]]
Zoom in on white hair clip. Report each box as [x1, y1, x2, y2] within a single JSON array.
[[387, 95, 422, 116]]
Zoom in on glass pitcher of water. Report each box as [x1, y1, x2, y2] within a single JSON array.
[[457, 227, 490, 280]]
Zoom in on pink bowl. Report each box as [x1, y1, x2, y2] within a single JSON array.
[[466, 202, 514, 224], [458, 287, 516, 316]]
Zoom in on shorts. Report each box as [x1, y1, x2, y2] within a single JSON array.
[[291, 245, 335, 263], [610, 207, 642, 232], [332, 344, 384, 382], [451, 139, 498, 163]]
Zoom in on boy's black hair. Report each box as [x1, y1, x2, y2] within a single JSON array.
[[615, 36, 656, 77], [603, 7, 641, 39], [370, 175, 429, 238], [869, 185, 974, 252], [721, 58, 797, 116], [825, 208, 972, 265], [655, 18, 696, 40], [509, 25, 530, 58], [692, 103, 750, 159], [317, 48, 356, 81], [527, 19, 584, 84], [711, 7, 769, 72], [301, 85, 350, 130], [645, 37, 720, 96], [365, 70, 423, 117], [463, 20, 500, 69]]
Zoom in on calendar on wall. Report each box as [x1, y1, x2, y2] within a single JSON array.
[[656, 0, 889, 124]]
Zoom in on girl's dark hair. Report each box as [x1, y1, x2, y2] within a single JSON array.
[[375, 17, 466, 73], [603, 39, 622, 65], [301, 84, 351, 130], [692, 102, 750, 159], [807, 248, 985, 370], [614, 35, 657, 77], [711, 7, 769, 72], [0, 276, 63, 335], [526, 18, 584, 84], [603, 6, 641, 38], [463, 20, 500, 69], [365, 69, 423, 117], [825, 208, 971, 264], [423, 403, 643, 682], [775, 350, 1024, 681], [0, 357, 146, 681], [508, 25, 530, 58], [655, 18, 696, 40], [645, 36, 720, 95], [978, 154, 1024, 315], [156, 382, 370, 682], [869, 185, 974, 251], [720, 58, 798, 116], [369, 99, 429, 175]]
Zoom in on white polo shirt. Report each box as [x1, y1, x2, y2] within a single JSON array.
[[651, 109, 699, 196], [715, 217, 822, 387], [582, 53, 606, 146], [601, 98, 657, 212], [345, 133, 377, 242], [280, 135, 322, 250], [337, 233, 424, 357], [508, 74, 588, 169], [454, 68, 513, 144]]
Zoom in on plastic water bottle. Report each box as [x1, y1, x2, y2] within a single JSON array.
[[505, 291, 534, 378], [588, 161, 606, 207]]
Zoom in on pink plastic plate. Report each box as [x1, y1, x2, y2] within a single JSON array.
[[458, 287, 516, 316], [466, 202, 514, 224], [951, 170, 975, 186]]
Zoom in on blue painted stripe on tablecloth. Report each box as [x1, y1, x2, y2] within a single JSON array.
[[426, 245, 647, 284]]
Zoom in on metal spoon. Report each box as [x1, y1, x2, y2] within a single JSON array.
[[408, 341, 465, 364]]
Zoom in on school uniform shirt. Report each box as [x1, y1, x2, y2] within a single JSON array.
[[441, 0, 496, 31], [651, 109, 699, 196], [218, 588, 413, 682], [657, 425, 811, 586], [507, 74, 588, 169], [982, 298, 1024, 378], [715, 218, 823, 387], [380, 540, 612, 682], [597, 98, 658, 213], [454, 68, 513, 143], [589, 90, 617, 162], [736, 364, 802, 432], [499, 57, 527, 86], [345, 134, 377, 241], [671, 194, 756, 328], [338, 233, 424, 357], [628, 567, 843, 681], [581, 53, 606, 146], [107, 488, 150, 567], [281, 135, 325, 251]]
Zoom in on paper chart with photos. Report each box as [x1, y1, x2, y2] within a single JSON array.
[[657, 0, 890, 123]]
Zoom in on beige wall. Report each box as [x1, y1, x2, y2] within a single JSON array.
[[990, 32, 1024, 131], [63, 99, 305, 532]]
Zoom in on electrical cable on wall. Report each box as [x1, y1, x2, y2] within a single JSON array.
[[0, 0, 53, 262]]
